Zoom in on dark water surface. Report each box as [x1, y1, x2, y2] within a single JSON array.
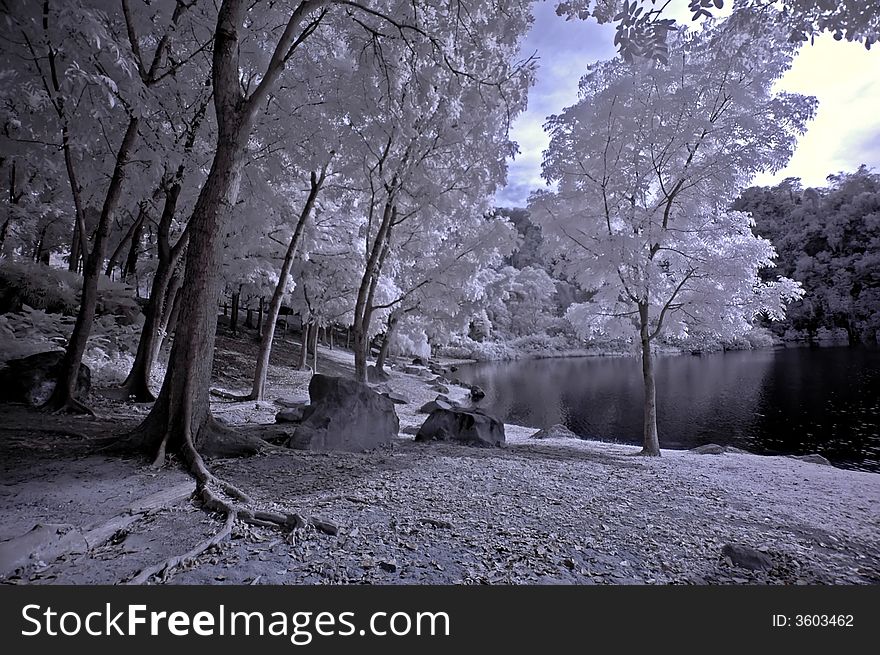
[[454, 346, 880, 472]]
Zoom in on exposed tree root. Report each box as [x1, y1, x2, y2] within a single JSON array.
[[126, 421, 314, 584], [209, 387, 256, 402], [103, 385, 156, 403], [41, 395, 96, 416], [126, 511, 235, 585]]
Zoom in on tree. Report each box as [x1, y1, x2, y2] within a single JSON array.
[[556, 1, 879, 69], [735, 167, 880, 344], [531, 14, 812, 455]]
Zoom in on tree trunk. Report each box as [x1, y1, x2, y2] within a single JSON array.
[[249, 166, 326, 399], [245, 306, 254, 329], [375, 313, 398, 372], [256, 296, 263, 335], [45, 117, 140, 412], [130, 0, 331, 461], [352, 199, 396, 382], [122, 216, 144, 283], [155, 271, 184, 356], [329, 326, 333, 350], [0, 218, 9, 255], [120, 184, 188, 401], [230, 290, 240, 335], [310, 319, 319, 373], [638, 303, 660, 456], [106, 203, 147, 279], [296, 319, 310, 370], [132, 122, 253, 457]]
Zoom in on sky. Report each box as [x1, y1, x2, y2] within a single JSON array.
[[494, 1, 880, 208]]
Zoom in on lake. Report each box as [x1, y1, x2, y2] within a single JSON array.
[[454, 346, 880, 472]]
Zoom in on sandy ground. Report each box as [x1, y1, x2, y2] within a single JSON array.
[[0, 333, 878, 585]]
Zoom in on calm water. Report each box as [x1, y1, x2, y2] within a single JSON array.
[[455, 347, 880, 472]]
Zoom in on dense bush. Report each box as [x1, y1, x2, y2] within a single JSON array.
[[0, 259, 143, 324]]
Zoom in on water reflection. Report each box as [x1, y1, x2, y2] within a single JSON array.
[[455, 347, 880, 472]]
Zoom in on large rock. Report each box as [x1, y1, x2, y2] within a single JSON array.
[[367, 365, 390, 383], [530, 424, 580, 440], [691, 443, 726, 455], [286, 375, 399, 452], [0, 351, 91, 406], [721, 544, 773, 571], [381, 391, 409, 405], [790, 453, 833, 466], [415, 407, 505, 447], [404, 365, 423, 375], [275, 405, 308, 424]]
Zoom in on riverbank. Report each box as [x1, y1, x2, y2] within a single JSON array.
[[435, 326, 785, 363], [0, 337, 877, 585]]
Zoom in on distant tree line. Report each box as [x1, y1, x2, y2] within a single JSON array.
[[734, 166, 880, 345]]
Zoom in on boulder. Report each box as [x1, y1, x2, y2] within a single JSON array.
[[381, 391, 409, 405], [415, 407, 505, 447], [275, 395, 310, 408], [0, 351, 91, 407], [432, 384, 450, 394], [418, 399, 454, 414], [404, 366, 423, 375], [469, 385, 486, 401], [367, 365, 391, 383], [286, 374, 399, 452], [530, 424, 580, 440], [790, 453, 833, 466], [691, 444, 726, 455], [411, 357, 426, 366], [275, 405, 307, 424], [721, 544, 773, 571]]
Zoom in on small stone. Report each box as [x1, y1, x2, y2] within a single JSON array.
[[379, 560, 398, 573]]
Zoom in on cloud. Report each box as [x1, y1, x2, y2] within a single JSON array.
[[754, 36, 880, 188], [497, 2, 880, 206]]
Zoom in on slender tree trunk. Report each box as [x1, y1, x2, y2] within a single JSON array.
[[310, 319, 319, 373], [256, 297, 263, 335], [120, 184, 188, 400], [329, 326, 333, 350], [0, 218, 9, 255], [45, 117, 140, 412], [230, 290, 240, 335], [375, 313, 398, 372], [638, 303, 660, 456], [106, 203, 147, 278], [249, 166, 326, 399], [296, 319, 310, 370], [352, 199, 396, 382], [245, 306, 254, 329], [154, 271, 183, 356], [122, 216, 144, 282]]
